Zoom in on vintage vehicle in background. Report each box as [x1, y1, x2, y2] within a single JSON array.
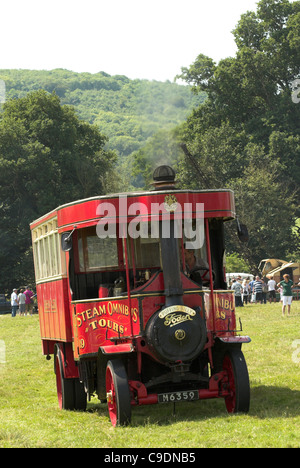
[[259, 259, 300, 300], [30, 166, 251, 426], [0, 294, 10, 315], [259, 258, 300, 284], [226, 273, 254, 286]]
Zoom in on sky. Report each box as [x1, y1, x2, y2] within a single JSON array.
[[0, 0, 261, 82]]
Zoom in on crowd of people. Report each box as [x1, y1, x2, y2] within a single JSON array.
[[7, 272, 299, 319], [230, 274, 299, 316], [10, 286, 35, 317]]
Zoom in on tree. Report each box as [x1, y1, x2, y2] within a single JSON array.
[[225, 253, 251, 274], [176, 0, 300, 268], [177, 121, 250, 189], [0, 90, 117, 291], [178, 0, 300, 145], [226, 161, 297, 269]]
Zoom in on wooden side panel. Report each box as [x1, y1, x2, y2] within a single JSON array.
[[37, 278, 72, 343]]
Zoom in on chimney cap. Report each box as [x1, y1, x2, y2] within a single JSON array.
[[153, 165, 176, 183], [152, 166, 177, 190]]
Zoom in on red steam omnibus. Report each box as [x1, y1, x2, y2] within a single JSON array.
[[30, 166, 250, 426]]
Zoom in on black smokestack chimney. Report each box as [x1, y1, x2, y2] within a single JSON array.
[[153, 166, 183, 306], [152, 165, 177, 191]]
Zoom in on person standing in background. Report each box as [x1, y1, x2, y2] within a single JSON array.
[[249, 277, 255, 303], [268, 276, 277, 303], [10, 288, 18, 318], [231, 279, 243, 307], [24, 286, 34, 316], [253, 276, 263, 304], [278, 274, 295, 317], [262, 279, 268, 304], [18, 289, 26, 316], [242, 279, 250, 305]]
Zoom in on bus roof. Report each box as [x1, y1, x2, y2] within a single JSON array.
[[30, 188, 236, 231]]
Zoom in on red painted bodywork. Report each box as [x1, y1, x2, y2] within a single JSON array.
[[72, 297, 140, 359], [31, 189, 235, 232], [31, 189, 236, 347], [37, 278, 71, 343], [31, 187, 250, 419]]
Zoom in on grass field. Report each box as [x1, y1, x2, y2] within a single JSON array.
[[1, 301, 300, 448]]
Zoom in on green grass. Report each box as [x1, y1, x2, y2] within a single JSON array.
[[1, 301, 300, 448]]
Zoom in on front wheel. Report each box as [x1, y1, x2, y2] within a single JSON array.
[[222, 348, 250, 414], [106, 359, 131, 427]]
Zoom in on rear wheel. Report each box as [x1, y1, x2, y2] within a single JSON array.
[[223, 348, 250, 414], [106, 359, 131, 427], [55, 348, 87, 411]]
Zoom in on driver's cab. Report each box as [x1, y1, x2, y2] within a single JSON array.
[[68, 217, 227, 302]]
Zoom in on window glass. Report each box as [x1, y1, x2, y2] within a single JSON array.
[[129, 237, 161, 268], [77, 227, 119, 271], [126, 222, 161, 269], [180, 220, 210, 286], [32, 219, 63, 281], [33, 242, 40, 280]]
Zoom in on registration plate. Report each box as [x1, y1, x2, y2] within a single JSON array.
[[158, 390, 199, 403]]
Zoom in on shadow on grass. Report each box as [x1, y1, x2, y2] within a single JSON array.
[[86, 385, 300, 426], [249, 385, 300, 418]]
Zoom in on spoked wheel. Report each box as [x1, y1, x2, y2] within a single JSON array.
[[106, 359, 131, 427], [223, 348, 250, 414], [55, 347, 87, 411]]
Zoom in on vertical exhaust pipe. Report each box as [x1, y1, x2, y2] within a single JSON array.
[[145, 167, 206, 364], [153, 166, 183, 307]]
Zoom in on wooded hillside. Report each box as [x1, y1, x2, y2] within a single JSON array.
[[0, 69, 205, 159], [0, 70, 204, 290]]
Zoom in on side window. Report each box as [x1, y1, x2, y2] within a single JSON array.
[[31, 218, 65, 282], [182, 219, 207, 270], [77, 227, 119, 272]]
